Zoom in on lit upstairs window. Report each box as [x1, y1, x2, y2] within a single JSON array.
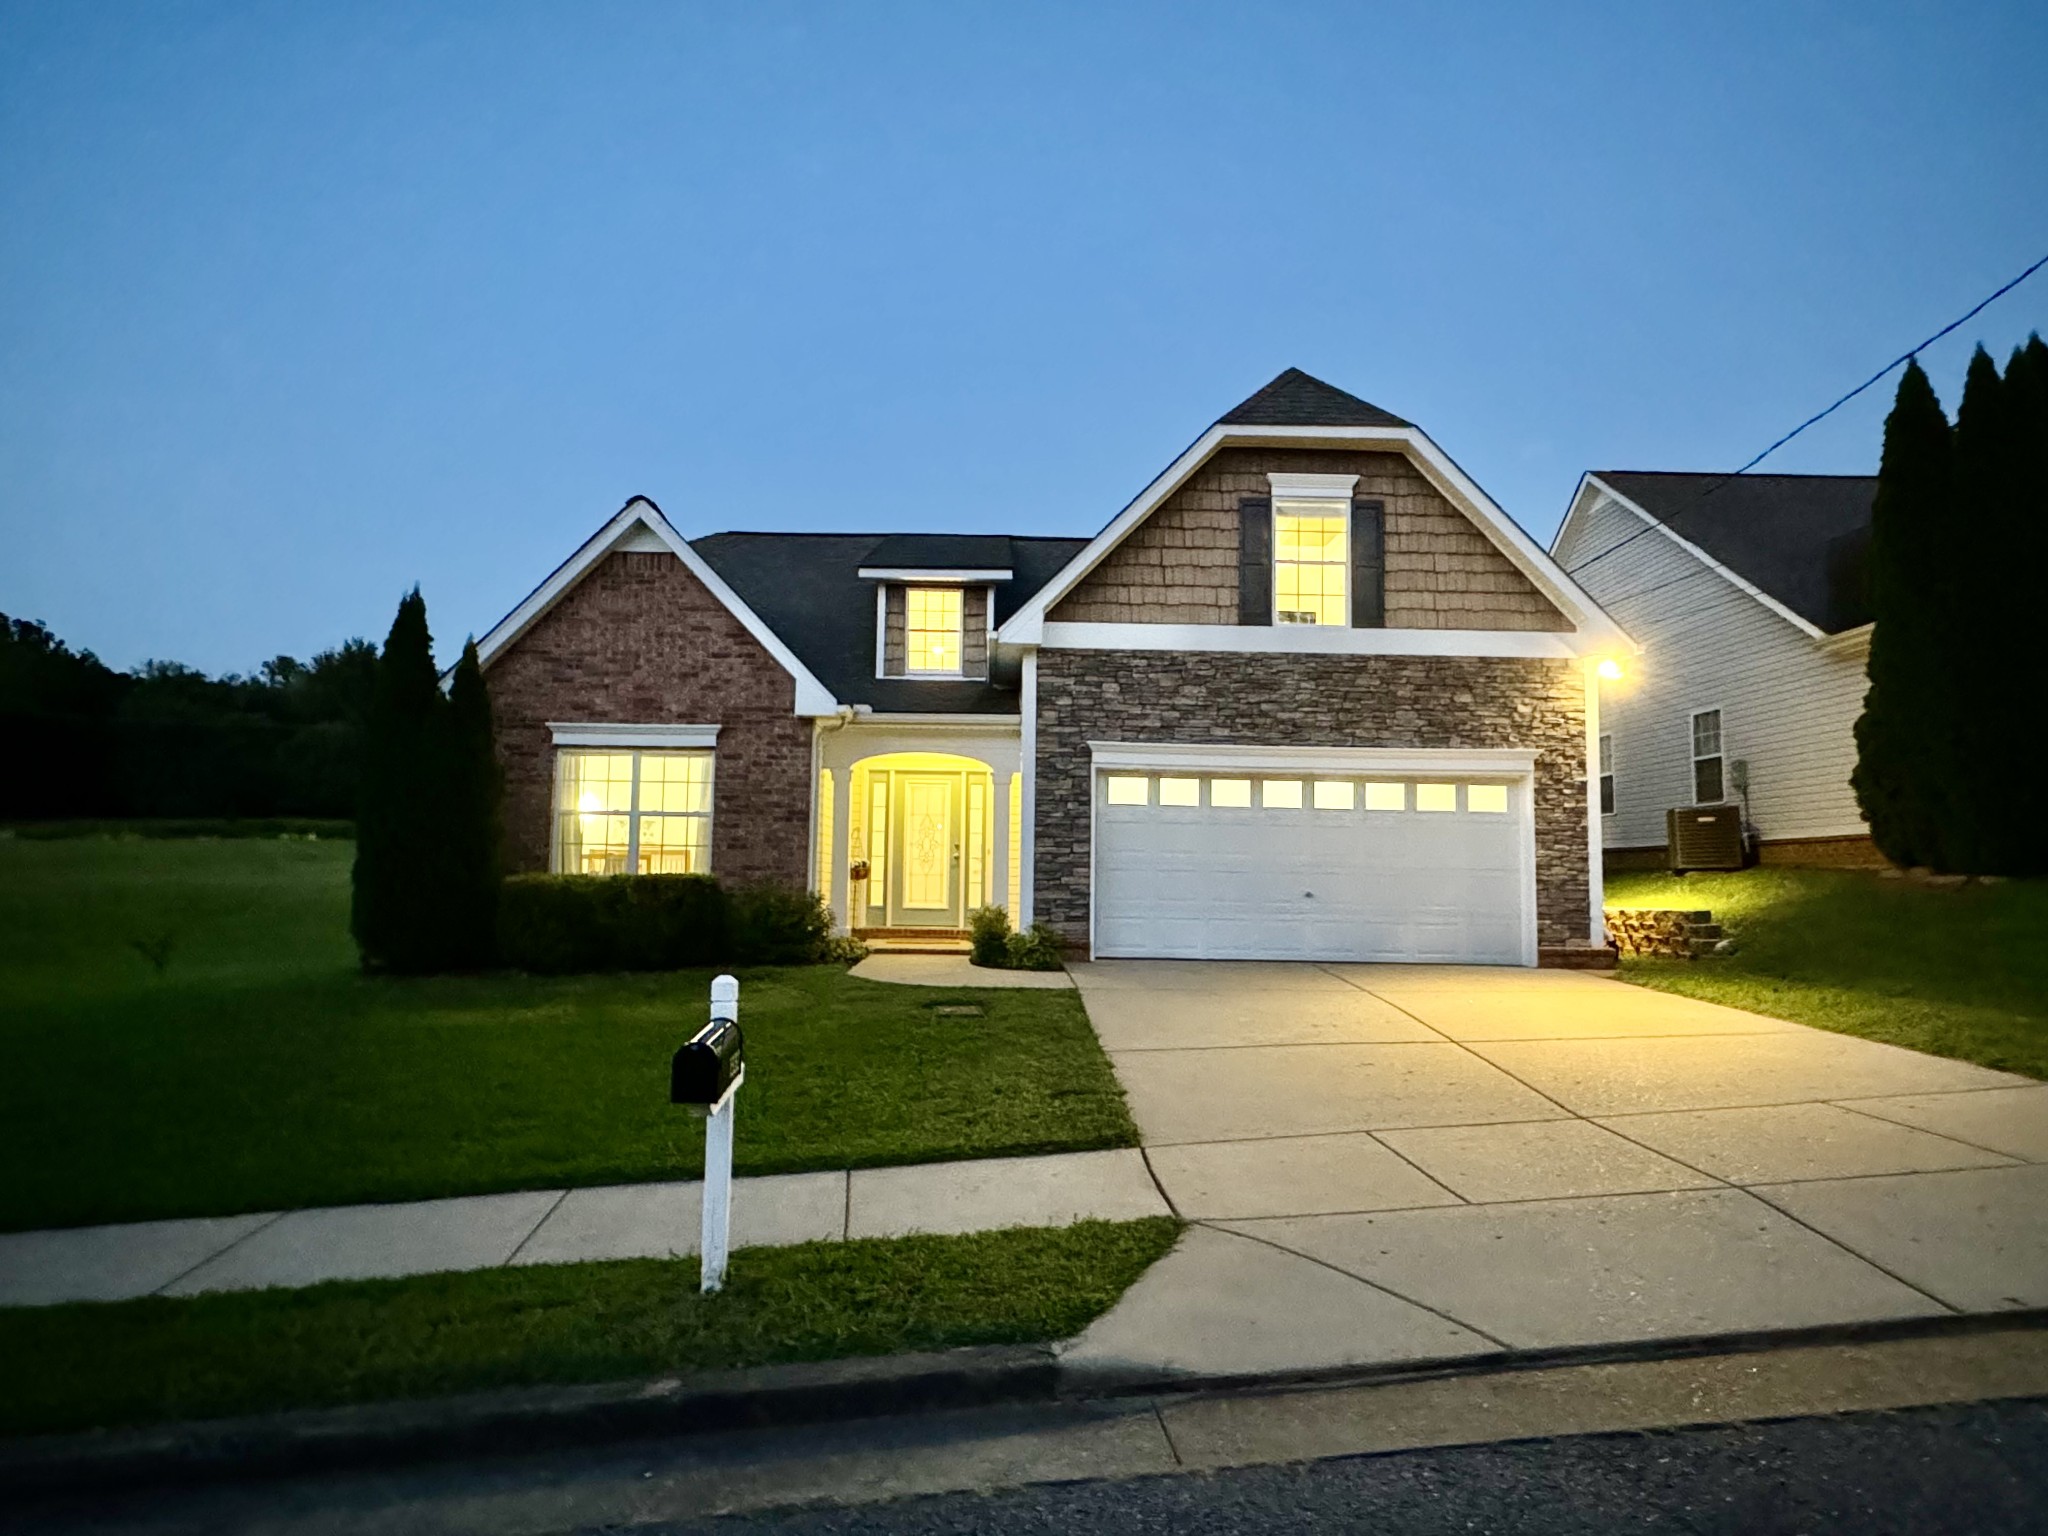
[[906, 586, 964, 673], [1274, 504, 1348, 625]]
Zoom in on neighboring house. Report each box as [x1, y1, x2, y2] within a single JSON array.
[[1550, 471, 1880, 868], [475, 369, 1633, 965]]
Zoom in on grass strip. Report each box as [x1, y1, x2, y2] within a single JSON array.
[[1607, 869, 2047, 1080], [1, 1218, 1180, 1440]]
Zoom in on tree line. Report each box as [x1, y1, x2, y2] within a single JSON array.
[[0, 617, 377, 820], [1855, 334, 2048, 875]]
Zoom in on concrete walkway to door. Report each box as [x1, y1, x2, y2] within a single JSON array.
[[1062, 960, 2048, 1385]]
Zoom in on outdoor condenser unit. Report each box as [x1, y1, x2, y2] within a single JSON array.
[[1666, 805, 1747, 873]]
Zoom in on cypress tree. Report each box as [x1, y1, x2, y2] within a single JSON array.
[[444, 639, 503, 969], [1945, 348, 2010, 871], [352, 589, 453, 973], [1853, 360, 1953, 868], [2001, 337, 2048, 873]]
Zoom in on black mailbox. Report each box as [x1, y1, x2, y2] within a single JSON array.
[[671, 1016, 745, 1107]]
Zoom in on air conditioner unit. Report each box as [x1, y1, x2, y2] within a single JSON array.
[[1666, 805, 1747, 873]]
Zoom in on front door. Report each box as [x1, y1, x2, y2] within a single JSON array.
[[893, 773, 960, 926]]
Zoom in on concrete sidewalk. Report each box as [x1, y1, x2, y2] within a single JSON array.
[[0, 1148, 1167, 1308], [1062, 960, 2048, 1384]]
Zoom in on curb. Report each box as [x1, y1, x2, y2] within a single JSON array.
[[0, 1343, 1058, 1498], [9, 1310, 2048, 1499]]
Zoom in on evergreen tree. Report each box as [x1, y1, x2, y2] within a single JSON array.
[[352, 589, 454, 973], [2002, 337, 2048, 873], [444, 639, 503, 969], [1945, 347, 2011, 871], [1853, 360, 1954, 868]]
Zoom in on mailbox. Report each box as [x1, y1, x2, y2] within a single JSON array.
[[671, 1016, 745, 1107]]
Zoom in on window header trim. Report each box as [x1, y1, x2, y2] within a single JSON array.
[[549, 722, 721, 749]]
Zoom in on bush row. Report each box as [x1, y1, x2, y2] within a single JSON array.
[[1, 818, 354, 840], [498, 874, 835, 974]]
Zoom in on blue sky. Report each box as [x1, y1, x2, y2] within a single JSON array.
[[3, 1, 2044, 674]]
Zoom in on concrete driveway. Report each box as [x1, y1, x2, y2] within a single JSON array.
[[1062, 960, 2048, 1384]]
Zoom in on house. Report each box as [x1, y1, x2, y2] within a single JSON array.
[[1549, 471, 1881, 869], [474, 369, 1634, 965]]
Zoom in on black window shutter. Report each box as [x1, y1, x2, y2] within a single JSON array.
[[1351, 498, 1385, 628], [1238, 497, 1272, 626]]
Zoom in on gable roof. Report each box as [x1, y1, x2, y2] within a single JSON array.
[[1579, 472, 1875, 635], [694, 531, 1087, 714], [1218, 368, 1412, 428], [1002, 371, 1632, 653], [472, 497, 841, 714]]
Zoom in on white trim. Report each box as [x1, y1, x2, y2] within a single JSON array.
[[1583, 660, 1605, 944], [873, 585, 888, 680], [857, 567, 1013, 583], [1560, 476, 1829, 642], [1041, 621, 1590, 659], [1000, 423, 1632, 649], [475, 497, 840, 716], [1088, 741, 1539, 777], [1267, 472, 1358, 499], [548, 721, 722, 749], [1020, 650, 1037, 925], [851, 712, 1023, 728]]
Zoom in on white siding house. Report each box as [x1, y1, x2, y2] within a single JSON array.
[[1551, 473, 1878, 861]]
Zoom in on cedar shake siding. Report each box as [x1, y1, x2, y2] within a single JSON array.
[[484, 550, 813, 885], [1032, 650, 1590, 953], [1051, 448, 1569, 631]]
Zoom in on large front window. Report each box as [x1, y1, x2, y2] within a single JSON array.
[[1274, 503, 1348, 625], [905, 586, 964, 673], [553, 749, 712, 875]]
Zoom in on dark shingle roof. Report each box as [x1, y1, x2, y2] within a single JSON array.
[[1593, 472, 1876, 633], [858, 533, 1019, 571], [1218, 368, 1411, 429], [692, 532, 1089, 713]]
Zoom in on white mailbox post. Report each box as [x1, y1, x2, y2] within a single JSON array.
[[671, 973, 745, 1294]]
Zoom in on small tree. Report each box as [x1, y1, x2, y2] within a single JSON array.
[[353, 590, 455, 973], [444, 639, 503, 969], [1853, 360, 1954, 868]]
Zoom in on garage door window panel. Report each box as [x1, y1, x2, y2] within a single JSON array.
[[1312, 780, 1356, 811], [1415, 783, 1458, 813], [1363, 781, 1405, 811], [1105, 774, 1150, 806], [1209, 778, 1253, 808], [1158, 777, 1201, 807], [1467, 783, 1510, 814], [1262, 779, 1304, 810]]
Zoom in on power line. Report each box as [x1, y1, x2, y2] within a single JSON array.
[[1562, 247, 2048, 582]]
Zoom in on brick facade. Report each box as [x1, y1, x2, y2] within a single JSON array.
[[484, 550, 813, 885], [1032, 649, 1590, 953], [1051, 447, 1568, 631]]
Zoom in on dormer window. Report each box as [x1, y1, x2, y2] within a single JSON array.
[[906, 586, 964, 674], [1268, 472, 1359, 627]]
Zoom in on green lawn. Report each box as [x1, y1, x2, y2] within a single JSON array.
[[0, 1218, 1180, 1439], [1606, 867, 2048, 1079], [0, 837, 1136, 1232]]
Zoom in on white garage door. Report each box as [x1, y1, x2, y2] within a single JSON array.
[[1093, 768, 1533, 964]]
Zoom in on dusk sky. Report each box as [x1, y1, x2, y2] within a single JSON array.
[[3, 1, 2044, 675]]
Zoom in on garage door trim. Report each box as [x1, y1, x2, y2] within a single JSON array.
[[1087, 741, 1540, 965]]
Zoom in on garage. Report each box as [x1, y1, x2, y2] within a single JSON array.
[[1091, 751, 1536, 964]]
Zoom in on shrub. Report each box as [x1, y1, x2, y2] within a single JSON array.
[[1006, 924, 1066, 971], [823, 934, 870, 965], [728, 883, 833, 966], [498, 874, 729, 974], [968, 905, 1012, 968], [496, 875, 832, 973]]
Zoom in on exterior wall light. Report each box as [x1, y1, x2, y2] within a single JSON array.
[[1595, 658, 1625, 682]]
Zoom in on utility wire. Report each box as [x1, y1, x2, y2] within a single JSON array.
[[1562, 247, 2048, 581]]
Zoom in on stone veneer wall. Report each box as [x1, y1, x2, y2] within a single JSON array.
[[1032, 649, 1590, 953], [1052, 447, 1569, 631], [484, 550, 813, 884]]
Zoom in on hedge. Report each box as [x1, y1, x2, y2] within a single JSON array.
[[1, 818, 354, 841], [498, 874, 832, 973]]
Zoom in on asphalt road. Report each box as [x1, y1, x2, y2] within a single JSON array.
[[655, 1397, 2048, 1536]]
